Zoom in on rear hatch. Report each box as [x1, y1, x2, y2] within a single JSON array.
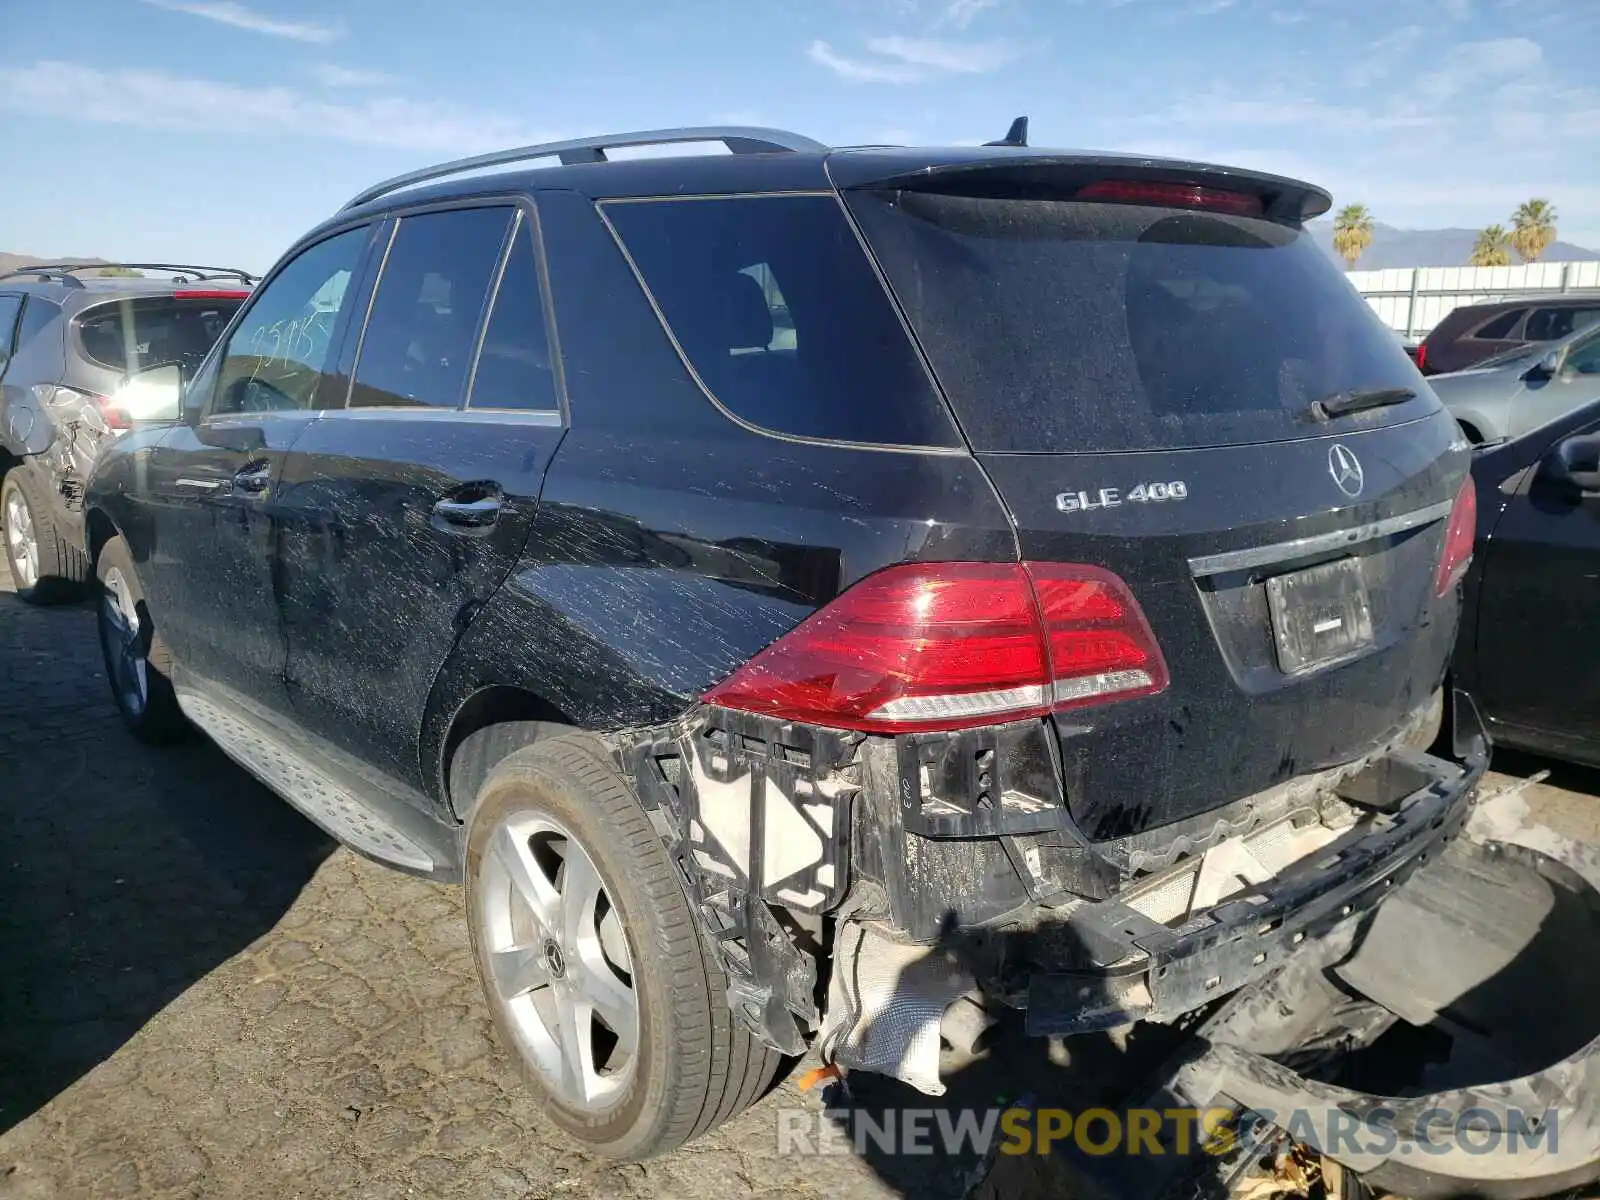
[[841, 159, 1470, 841]]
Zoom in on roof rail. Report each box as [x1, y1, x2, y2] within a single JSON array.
[[0, 262, 259, 287], [342, 125, 829, 211]]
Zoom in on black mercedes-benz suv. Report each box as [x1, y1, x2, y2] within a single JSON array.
[[83, 125, 1484, 1158]]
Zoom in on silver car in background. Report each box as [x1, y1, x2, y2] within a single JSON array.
[[1432, 316, 1600, 443]]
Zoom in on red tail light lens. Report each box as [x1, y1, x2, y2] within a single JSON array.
[[701, 561, 1168, 733], [1075, 179, 1264, 217], [1415, 343, 1428, 372], [1435, 478, 1477, 596]]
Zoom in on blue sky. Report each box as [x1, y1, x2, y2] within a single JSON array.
[[1, 0, 1596, 271]]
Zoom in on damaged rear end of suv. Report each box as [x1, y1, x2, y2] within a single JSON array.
[[597, 148, 1485, 1093]]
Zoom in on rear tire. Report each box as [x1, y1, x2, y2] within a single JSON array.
[[95, 535, 186, 743], [2, 463, 83, 604], [464, 732, 780, 1159]]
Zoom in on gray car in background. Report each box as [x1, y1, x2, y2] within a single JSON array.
[[1430, 316, 1600, 444], [0, 263, 252, 602]]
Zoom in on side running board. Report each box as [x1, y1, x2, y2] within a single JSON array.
[[178, 690, 436, 873]]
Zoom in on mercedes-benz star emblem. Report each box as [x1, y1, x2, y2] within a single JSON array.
[[1328, 443, 1364, 498]]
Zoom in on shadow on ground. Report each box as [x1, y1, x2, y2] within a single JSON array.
[[0, 590, 335, 1132]]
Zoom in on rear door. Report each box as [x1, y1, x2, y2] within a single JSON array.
[[139, 224, 373, 716], [277, 200, 565, 810], [1473, 405, 1600, 749], [847, 176, 1467, 840]]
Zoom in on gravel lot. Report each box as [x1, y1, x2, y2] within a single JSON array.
[[2, 556, 1595, 1199]]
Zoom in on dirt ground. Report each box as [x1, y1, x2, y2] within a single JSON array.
[[2, 558, 1595, 1199]]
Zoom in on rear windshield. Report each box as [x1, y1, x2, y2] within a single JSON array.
[[848, 191, 1436, 453], [75, 295, 244, 378]]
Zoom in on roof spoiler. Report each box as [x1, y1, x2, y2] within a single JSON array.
[[830, 153, 1333, 222]]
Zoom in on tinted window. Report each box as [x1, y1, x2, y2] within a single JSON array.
[[604, 195, 958, 447], [213, 227, 367, 415], [75, 296, 243, 378], [1568, 333, 1600, 376], [0, 295, 21, 372], [351, 206, 512, 409], [849, 191, 1433, 453], [468, 215, 557, 411], [1527, 306, 1600, 342], [1471, 309, 1524, 340]]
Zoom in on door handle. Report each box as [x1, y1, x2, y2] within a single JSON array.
[[432, 494, 502, 529], [174, 476, 228, 493], [234, 462, 272, 495]]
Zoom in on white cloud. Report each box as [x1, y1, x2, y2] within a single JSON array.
[[807, 40, 927, 83], [1347, 25, 1423, 88], [0, 61, 555, 154], [307, 62, 398, 88], [808, 35, 1018, 82], [939, 0, 999, 28], [864, 35, 1018, 71], [1417, 37, 1542, 102], [140, 0, 342, 44]]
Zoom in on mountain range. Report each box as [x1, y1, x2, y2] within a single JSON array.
[[1306, 221, 1600, 271]]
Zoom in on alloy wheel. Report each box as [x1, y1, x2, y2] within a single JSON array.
[[100, 567, 148, 715], [4, 484, 38, 590], [475, 812, 640, 1110]]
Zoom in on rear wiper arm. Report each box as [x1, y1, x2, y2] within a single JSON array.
[[1308, 387, 1417, 422]]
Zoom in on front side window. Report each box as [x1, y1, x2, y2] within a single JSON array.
[[350, 206, 512, 409], [467, 215, 558, 412], [603, 195, 959, 447], [211, 227, 367, 416], [1567, 333, 1600, 376]]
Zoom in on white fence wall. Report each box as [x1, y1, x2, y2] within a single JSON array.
[[1349, 260, 1600, 337]]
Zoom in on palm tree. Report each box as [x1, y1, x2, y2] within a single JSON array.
[[1469, 224, 1513, 268], [1510, 198, 1558, 263], [1332, 204, 1375, 270]]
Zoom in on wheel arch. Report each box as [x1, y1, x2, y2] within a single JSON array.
[[85, 505, 120, 568], [437, 684, 581, 823]]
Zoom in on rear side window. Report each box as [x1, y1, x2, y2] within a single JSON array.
[[75, 295, 243, 378], [351, 206, 512, 409], [468, 214, 558, 412], [16, 296, 57, 353], [1470, 309, 1524, 340], [603, 195, 958, 447], [1527, 306, 1600, 342], [0, 295, 21, 373], [849, 191, 1433, 453]]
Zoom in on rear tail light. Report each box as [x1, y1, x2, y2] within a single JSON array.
[[1415, 343, 1428, 372], [92, 392, 131, 430], [1075, 179, 1264, 217], [701, 561, 1168, 733], [1435, 478, 1477, 596]]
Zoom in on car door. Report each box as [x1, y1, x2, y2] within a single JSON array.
[[138, 224, 375, 717], [1507, 326, 1600, 436], [1473, 400, 1600, 748], [276, 200, 566, 811]]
